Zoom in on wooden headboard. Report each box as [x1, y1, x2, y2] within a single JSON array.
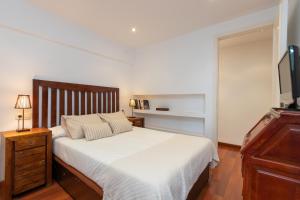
[[32, 79, 119, 128]]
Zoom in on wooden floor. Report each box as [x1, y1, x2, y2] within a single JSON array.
[[198, 144, 242, 200], [1, 144, 242, 200]]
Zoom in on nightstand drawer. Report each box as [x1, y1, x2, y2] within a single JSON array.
[[13, 171, 45, 195], [15, 136, 46, 151], [133, 121, 142, 127], [15, 161, 46, 178], [13, 147, 46, 195], [15, 165, 45, 182], [127, 117, 144, 128], [15, 146, 46, 167]]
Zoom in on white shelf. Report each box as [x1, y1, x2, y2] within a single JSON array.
[[133, 109, 205, 119]]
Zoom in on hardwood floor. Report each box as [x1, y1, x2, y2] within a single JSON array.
[[198, 144, 242, 200], [0, 144, 242, 200]]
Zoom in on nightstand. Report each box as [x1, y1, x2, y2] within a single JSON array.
[[2, 128, 52, 200], [127, 117, 145, 128]]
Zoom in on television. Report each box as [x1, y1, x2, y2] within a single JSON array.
[[278, 45, 300, 109]]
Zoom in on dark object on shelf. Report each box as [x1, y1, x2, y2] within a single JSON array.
[[143, 100, 150, 109], [156, 107, 169, 111], [140, 100, 144, 109], [138, 100, 142, 109], [134, 99, 139, 109]]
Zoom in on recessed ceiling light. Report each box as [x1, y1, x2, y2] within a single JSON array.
[[131, 27, 136, 33]]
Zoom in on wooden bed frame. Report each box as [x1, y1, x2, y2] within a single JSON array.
[[32, 79, 209, 200]]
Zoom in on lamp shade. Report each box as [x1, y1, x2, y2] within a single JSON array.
[[129, 99, 136, 107], [15, 95, 32, 109]]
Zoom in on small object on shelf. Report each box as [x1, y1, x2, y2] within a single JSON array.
[[156, 107, 170, 111], [127, 116, 144, 127], [134, 99, 139, 109], [143, 100, 150, 109], [139, 100, 144, 109], [15, 94, 32, 132], [129, 99, 136, 117]]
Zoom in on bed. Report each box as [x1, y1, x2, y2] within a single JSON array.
[[32, 79, 219, 200]]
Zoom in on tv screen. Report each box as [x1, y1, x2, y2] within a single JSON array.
[[278, 45, 300, 108], [279, 51, 293, 103]]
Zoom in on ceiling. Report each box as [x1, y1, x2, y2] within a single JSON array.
[[29, 0, 278, 48], [219, 25, 273, 48]]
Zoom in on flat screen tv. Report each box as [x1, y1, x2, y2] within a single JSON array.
[[278, 45, 300, 108]]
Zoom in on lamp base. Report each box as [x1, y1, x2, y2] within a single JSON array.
[[16, 128, 30, 132]]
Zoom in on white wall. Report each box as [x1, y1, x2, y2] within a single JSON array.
[[288, 0, 300, 46], [132, 7, 277, 144], [218, 39, 273, 145], [271, 0, 292, 108], [278, 0, 289, 57], [0, 0, 134, 181]]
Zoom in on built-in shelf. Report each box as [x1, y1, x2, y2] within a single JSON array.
[[132, 93, 206, 135], [133, 109, 205, 119]]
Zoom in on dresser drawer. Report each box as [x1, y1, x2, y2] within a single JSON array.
[[15, 136, 46, 151], [15, 146, 46, 167]]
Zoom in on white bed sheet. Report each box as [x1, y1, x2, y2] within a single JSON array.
[[53, 127, 219, 200]]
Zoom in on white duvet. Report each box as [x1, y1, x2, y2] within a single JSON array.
[[53, 127, 219, 200]]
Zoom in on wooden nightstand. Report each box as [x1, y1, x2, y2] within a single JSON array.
[[2, 128, 52, 200], [127, 117, 144, 128]]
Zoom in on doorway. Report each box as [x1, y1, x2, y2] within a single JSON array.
[[217, 25, 274, 145]]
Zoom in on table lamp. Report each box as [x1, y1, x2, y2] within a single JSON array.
[[129, 99, 136, 118], [15, 95, 31, 132]]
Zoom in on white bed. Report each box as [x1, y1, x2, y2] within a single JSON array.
[[53, 127, 219, 200]]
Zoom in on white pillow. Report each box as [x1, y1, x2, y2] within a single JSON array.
[[82, 123, 113, 141], [61, 114, 103, 138], [66, 119, 84, 139], [49, 126, 66, 139], [108, 118, 132, 134], [98, 112, 132, 134], [98, 111, 125, 120]]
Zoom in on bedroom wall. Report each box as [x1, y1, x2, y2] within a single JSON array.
[[288, 0, 300, 46], [278, 0, 289, 57], [218, 38, 273, 145], [132, 7, 277, 144], [0, 0, 134, 181]]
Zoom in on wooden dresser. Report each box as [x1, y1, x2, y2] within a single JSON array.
[[2, 128, 52, 200], [127, 117, 144, 127], [241, 109, 300, 200]]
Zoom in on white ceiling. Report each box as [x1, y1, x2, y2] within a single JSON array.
[[29, 0, 278, 48]]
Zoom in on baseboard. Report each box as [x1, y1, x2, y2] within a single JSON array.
[[218, 142, 241, 150]]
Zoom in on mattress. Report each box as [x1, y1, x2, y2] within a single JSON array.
[[53, 127, 219, 200]]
